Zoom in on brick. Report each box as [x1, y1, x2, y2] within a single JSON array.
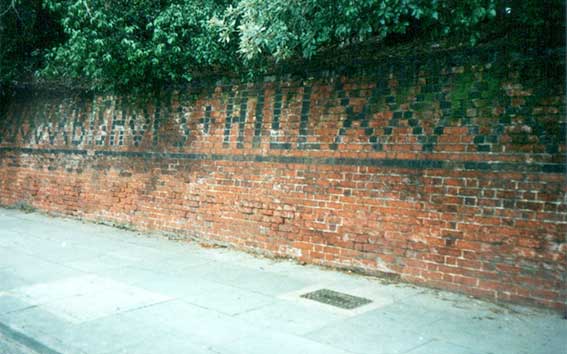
[[0, 47, 565, 311]]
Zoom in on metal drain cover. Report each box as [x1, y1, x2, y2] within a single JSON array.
[[300, 289, 372, 309]]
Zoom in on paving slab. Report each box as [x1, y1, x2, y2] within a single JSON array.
[[0, 208, 564, 354], [0, 270, 30, 292], [181, 282, 275, 316], [220, 331, 354, 354], [404, 340, 480, 354], [236, 298, 347, 335], [112, 333, 224, 354]]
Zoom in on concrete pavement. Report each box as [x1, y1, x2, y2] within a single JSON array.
[[0, 208, 564, 354]]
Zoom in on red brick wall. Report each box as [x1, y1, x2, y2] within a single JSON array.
[[1, 45, 565, 309]]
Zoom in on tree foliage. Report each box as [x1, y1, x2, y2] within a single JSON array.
[[215, 0, 564, 64], [41, 0, 236, 91], [214, 0, 497, 62], [0, 0, 564, 94]]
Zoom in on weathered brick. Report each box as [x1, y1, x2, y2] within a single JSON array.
[[0, 45, 565, 311]]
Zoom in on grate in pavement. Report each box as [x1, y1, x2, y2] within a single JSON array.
[[300, 289, 372, 309]]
